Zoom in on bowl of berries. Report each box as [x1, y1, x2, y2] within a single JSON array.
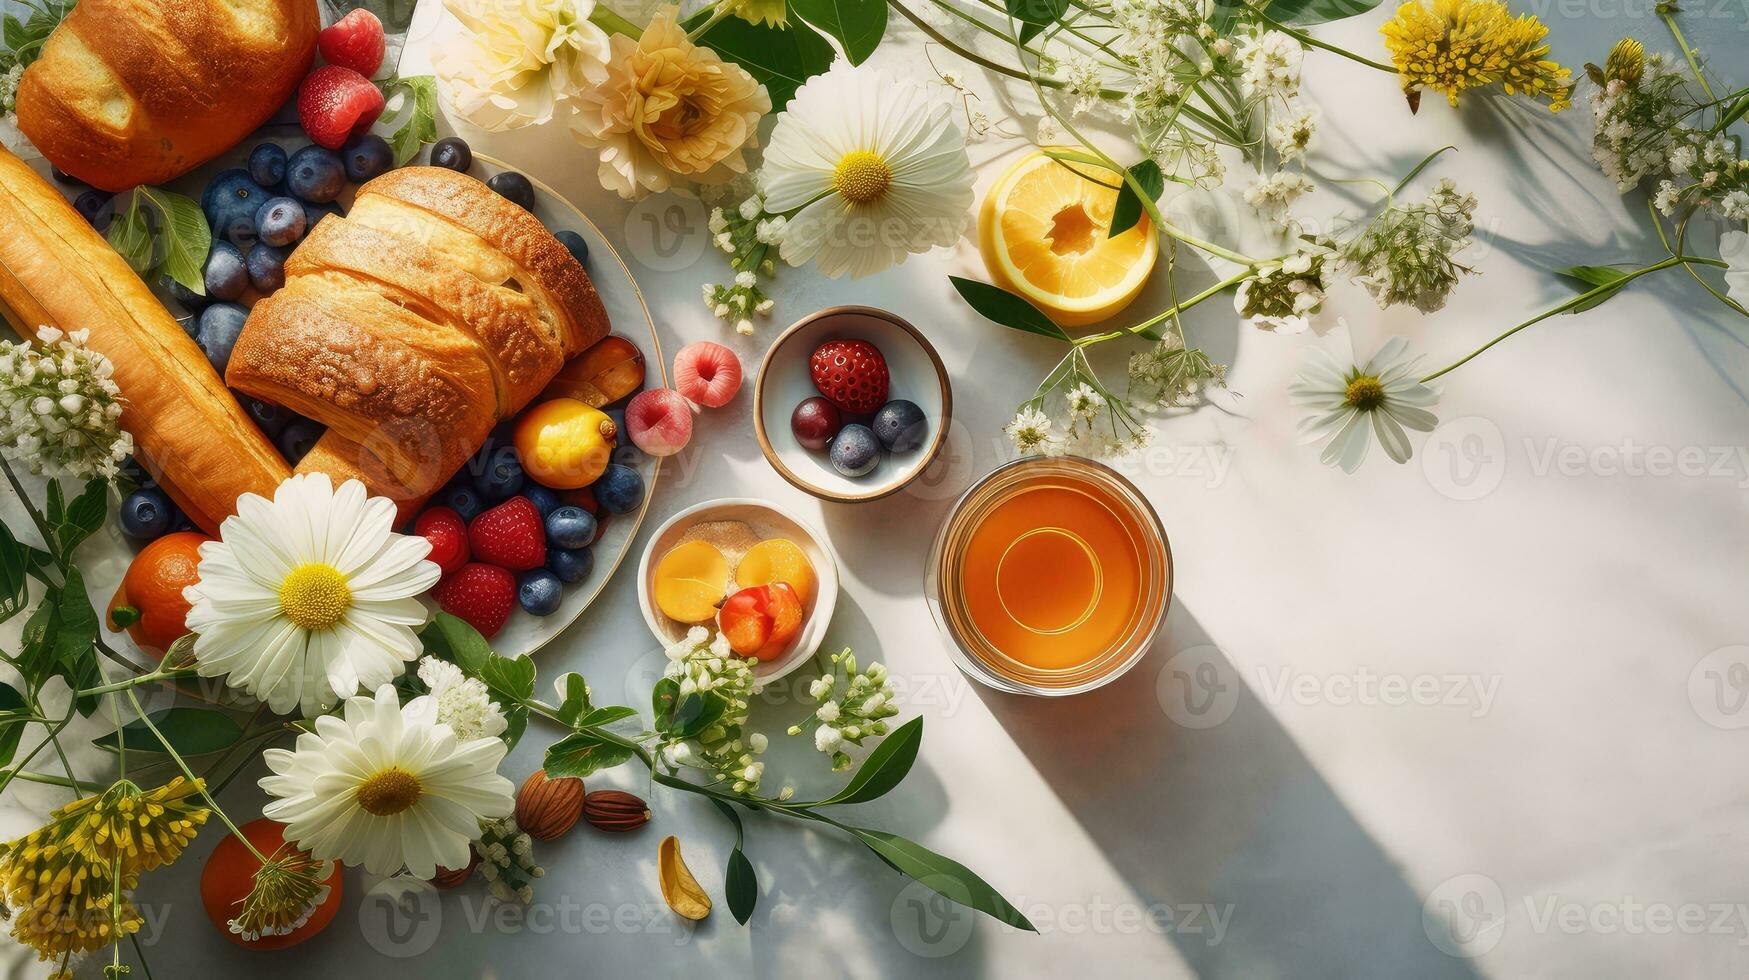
[[753, 306, 952, 503]]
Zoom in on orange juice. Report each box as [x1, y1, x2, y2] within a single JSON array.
[[928, 457, 1171, 695]]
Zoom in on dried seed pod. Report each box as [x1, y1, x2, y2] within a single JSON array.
[[658, 836, 711, 921], [583, 790, 651, 833], [515, 769, 584, 841]]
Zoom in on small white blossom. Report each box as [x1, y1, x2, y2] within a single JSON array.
[[417, 657, 508, 742], [0, 327, 131, 481], [1005, 407, 1055, 455], [814, 725, 842, 752], [816, 700, 840, 723], [1236, 31, 1302, 98]]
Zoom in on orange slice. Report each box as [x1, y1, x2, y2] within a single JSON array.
[[977, 150, 1158, 327]]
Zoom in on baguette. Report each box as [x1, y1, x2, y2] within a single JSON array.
[[0, 147, 290, 532]]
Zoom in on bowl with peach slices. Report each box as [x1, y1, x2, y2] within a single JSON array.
[[636, 499, 840, 682]]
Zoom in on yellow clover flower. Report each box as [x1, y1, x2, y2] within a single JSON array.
[[726, 0, 787, 27], [1380, 0, 1572, 112]]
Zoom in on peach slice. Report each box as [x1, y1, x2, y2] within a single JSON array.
[[541, 335, 646, 407], [735, 538, 816, 605], [653, 540, 728, 623]]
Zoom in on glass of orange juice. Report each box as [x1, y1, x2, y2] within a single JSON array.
[[926, 455, 1172, 695]]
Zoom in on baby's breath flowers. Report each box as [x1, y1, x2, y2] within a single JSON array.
[[657, 627, 772, 795], [0, 62, 21, 117], [1380, 0, 1572, 111], [1004, 406, 1057, 456], [1342, 177, 1479, 313], [788, 649, 898, 772], [1586, 40, 1691, 190], [703, 188, 780, 335], [1128, 334, 1227, 411], [1236, 247, 1331, 333], [227, 846, 332, 941], [0, 326, 131, 481], [474, 816, 544, 904]]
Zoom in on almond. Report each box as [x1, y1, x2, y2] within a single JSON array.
[[583, 789, 651, 832], [515, 769, 584, 841], [432, 853, 478, 889]]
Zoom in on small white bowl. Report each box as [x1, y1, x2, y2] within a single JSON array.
[[754, 306, 952, 503], [636, 498, 840, 683]]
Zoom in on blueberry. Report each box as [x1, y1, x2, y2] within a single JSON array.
[[73, 189, 113, 230], [246, 243, 290, 292], [517, 569, 564, 616], [441, 485, 483, 522], [159, 274, 208, 313], [285, 146, 346, 204], [254, 196, 307, 248], [201, 169, 270, 245], [829, 424, 881, 477], [203, 241, 249, 302], [522, 484, 560, 519], [486, 171, 534, 210], [593, 464, 643, 514], [546, 545, 593, 584], [277, 418, 323, 465], [301, 199, 343, 229], [342, 134, 394, 183], [247, 143, 288, 188], [195, 303, 249, 375], [430, 136, 473, 173], [555, 229, 589, 267], [544, 505, 596, 549], [244, 397, 290, 439], [872, 400, 928, 453], [472, 445, 525, 501], [118, 487, 174, 539]]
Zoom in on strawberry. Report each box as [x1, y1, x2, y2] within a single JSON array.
[[319, 9, 386, 77], [469, 497, 547, 571], [298, 66, 385, 150], [809, 339, 890, 414], [414, 507, 470, 576], [432, 564, 516, 638]]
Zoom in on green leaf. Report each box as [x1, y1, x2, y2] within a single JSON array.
[[1109, 159, 1164, 238], [0, 683, 23, 713], [543, 730, 635, 778], [790, 0, 886, 65], [813, 716, 922, 806], [94, 707, 243, 755], [105, 195, 153, 271], [481, 653, 536, 703], [382, 75, 438, 166], [725, 847, 758, 924], [1556, 265, 1632, 313], [501, 703, 528, 750], [689, 12, 834, 109], [53, 479, 107, 562], [138, 187, 211, 297], [847, 828, 1036, 931], [554, 671, 592, 725], [1006, 0, 1068, 44], [1248, 0, 1385, 26], [23, 569, 101, 716], [578, 705, 637, 728], [949, 276, 1072, 342], [423, 612, 493, 674], [0, 521, 35, 624]]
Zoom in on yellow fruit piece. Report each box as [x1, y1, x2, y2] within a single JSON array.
[[514, 398, 617, 490], [736, 538, 816, 605], [653, 540, 729, 623], [977, 150, 1158, 327], [658, 836, 711, 921]]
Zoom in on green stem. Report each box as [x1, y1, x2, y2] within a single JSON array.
[[1661, 8, 1715, 102], [7, 768, 77, 787], [589, 4, 643, 39], [1249, 5, 1396, 74], [687, 2, 732, 40], [78, 665, 196, 697], [126, 688, 270, 864], [0, 706, 77, 796], [1073, 269, 1252, 347]]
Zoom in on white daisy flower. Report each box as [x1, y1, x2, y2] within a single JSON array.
[[261, 685, 514, 879], [1289, 335, 1440, 473], [184, 474, 441, 717], [757, 60, 975, 279]]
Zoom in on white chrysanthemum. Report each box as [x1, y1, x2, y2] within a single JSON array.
[[438, 0, 612, 131], [757, 61, 975, 279], [261, 685, 514, 879], [1004, 407, 1055, 456], [1723, 230, 1749, 308], [418, 656, 508, 741], [184, 474, 440, 717], [1289, 335, 1440, 473]]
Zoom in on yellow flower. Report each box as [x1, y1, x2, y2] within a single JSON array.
[[726, 0, 787, 27], [570, 5, 772, 199], [438, 0, 613, 132], [227, 845, 333, 942], [0, 778, 208, 961], [1380, 0, 1572, 111]]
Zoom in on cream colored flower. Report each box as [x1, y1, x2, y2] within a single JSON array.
[[438, 0, 612, 131], [570, 6, 770, 199]]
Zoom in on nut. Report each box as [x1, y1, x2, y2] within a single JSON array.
[[583, 789, 652, 833], [515, 769, 584, 841], [658, 835, 710, 920], [432, 853, 479, 889]]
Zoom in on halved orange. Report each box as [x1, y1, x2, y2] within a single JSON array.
[[978, 150, 1158, 327]]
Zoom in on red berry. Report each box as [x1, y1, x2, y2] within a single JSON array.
[[319, 9, 386, 77], [413, 507, 470, 576], [298, 66, 385, 150], [468, 497, 546, 571], [432, 564, 517, 638], [809, 339, 889, 415]]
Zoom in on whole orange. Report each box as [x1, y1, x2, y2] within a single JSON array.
[[200, 818, 343, 950], [108, 531, 208, 655]]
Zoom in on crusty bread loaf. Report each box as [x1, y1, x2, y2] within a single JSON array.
[[227, 167, 610, 509], [16, 0, 318, 191], [0, 147, 291, 532]]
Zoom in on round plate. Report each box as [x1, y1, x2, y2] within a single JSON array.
[[62, 145, 662, 660]]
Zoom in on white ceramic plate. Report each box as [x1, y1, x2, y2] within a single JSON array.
[[67, 146, 662, 660], [635, 498, 840, 684], [754, 306, 952, 503]]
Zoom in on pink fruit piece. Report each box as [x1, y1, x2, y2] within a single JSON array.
[[319, 8, 386, 77], [298, 66, 386, 150], [625, 388, 693, 457], [673, 341, 742, 409]]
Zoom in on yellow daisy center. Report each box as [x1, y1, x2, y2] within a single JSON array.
[[832, 150, 893, 205], [278, 563, 352, 631], [355, 767, 422, 816], [1344, 375, 1387, 411]]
